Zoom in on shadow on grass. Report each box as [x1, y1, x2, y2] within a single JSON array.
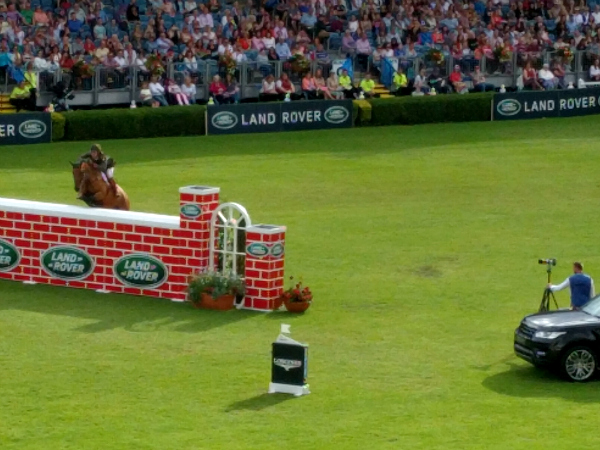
[[0, 282, 257, 334], [482, 362, 600, 402], [225, 393, 294, 412]]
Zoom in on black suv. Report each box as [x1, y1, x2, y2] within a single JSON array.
[[514, 295, 600, 382]]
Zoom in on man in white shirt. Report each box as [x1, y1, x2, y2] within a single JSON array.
[[593, 5, 600, 24], [538, 63, 557, 90], [114, 49, 127, 68]]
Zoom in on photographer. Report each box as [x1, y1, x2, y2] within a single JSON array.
[[548, 262, 595, 310]]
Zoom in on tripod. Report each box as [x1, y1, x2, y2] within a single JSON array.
[[539, 265, 559, 312]]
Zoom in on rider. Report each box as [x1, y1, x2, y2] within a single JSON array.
[[77, 144, 117, 197]]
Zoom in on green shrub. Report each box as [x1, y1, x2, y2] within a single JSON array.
[[369, 93, 493, 126], [51, 112, 65, 141], [63, 106, 206, 141]]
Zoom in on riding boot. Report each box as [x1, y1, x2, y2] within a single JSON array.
[[108, 178, 118, 195]]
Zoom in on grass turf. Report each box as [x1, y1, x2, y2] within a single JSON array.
[[2, 118, 600, 449]]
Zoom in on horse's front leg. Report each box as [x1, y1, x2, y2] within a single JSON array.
[[94, 191, 106, 202]]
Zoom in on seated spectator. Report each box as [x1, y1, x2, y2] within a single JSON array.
[[538, 63, 558, 90], [552, 61, 567, 89], [342, 30, 357, 55], [449, 65, 469, 94], [67, 11, 83, 34], [181, 76, 197, 104], [149, 76, 168, 106], [590, 59, 600, 81], [33, 6, 49, 26], [313, 43, 331, 69], [94, 19, 107, 40], [471, 66, 495, 92], [275, 37, 292, 60], [300, 7, 317, 32], [314, 68, 333, 99], [356, 33, 372, 71], [302, 71, 317, 99], [276, 72, 300, 100], [413, 68, 429, 96], [10, 80, 32, 111], [222, 73, 240, 104], [260, 74, 280, 102], [168, 79, 189, 105], [392, 67, 408, 95], [359, 73, 376, 98], [139, 81, 156, 107], [523, 61, 543, 90], [338, 68, 357, 98], [209, 74, 227, 104], [327, 72, 343, 99]]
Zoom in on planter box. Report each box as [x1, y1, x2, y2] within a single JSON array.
[[192, 293, 236, 311]]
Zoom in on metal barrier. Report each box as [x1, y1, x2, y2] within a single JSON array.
[[2, 49, 598, 107]]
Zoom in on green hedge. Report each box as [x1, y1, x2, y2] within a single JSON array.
[[368, 93, 493, 126], [62, 106, 206, 141], [51, 112, 65, 141]]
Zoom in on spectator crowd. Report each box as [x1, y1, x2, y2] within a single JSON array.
[[1, 0, 600, 108]]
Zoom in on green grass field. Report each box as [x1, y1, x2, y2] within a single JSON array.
[[2, 118, 600, 449]]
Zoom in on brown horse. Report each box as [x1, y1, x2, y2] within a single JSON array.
[[71, 161, 130, 210]]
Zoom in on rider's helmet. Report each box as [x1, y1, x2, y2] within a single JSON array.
[[90, 144, 104, 159]]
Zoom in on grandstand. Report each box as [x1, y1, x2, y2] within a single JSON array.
[[0, 0, 598, 107]]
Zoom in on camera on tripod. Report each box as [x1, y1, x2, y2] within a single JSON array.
[[538, 258, 558, 312]]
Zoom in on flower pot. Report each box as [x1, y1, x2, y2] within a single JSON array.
[[273, 296, 284, 310], [283, 299, 310, 313], [192, 293, 235, 311]]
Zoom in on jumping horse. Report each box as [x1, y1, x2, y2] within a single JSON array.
[[71, 160, 131, 211]]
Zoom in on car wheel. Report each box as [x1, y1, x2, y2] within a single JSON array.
[[561, 346, 597, 382]]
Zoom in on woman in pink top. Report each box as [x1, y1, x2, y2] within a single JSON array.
[[314, 68, 333, 99], [251, 31, 265, 51], [302, 72, 317, 99]]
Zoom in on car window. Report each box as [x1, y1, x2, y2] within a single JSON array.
[[582, 294, 600, 316]]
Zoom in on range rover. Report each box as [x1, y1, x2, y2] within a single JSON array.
[[514, 295, 600, 382]]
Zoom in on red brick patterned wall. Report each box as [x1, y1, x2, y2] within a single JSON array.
[[0, 186, 285, 311]]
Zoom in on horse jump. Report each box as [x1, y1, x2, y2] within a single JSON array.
[[0, 186, 286, 311]]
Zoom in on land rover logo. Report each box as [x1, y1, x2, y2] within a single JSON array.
[[246, 242, 269, 258], [0, 239, 21, 272], [274, 358, 302, 371], [270, 242, 284, 258], [180, 203, 202, 219], [18, 119, 47, 139], [114, 254, 168, 289], [324, 106, 350, 124], [496, 99, 522, 116], [41, 246, 95, 280], [211, 111, 238, 130]]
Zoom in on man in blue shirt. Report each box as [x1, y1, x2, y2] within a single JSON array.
[[549, 262, 595, 310], [67, 12, 83, 34]]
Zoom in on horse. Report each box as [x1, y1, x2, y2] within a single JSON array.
[[71, 160, 131, 211]]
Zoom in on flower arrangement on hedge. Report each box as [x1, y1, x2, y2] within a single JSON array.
[[145, 54, 165, 76], [72, 60, 95, 78], [187, 271, 246, 310], [279, 276, 313, 313], [426, 48, 444, 65], [557, 47, 573, 63], [494, 45, 513, 63], [219, 52, 237, 75], [290, 54, 311, 73]]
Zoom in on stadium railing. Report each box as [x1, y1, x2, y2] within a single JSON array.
[[5, 49, 595, 108]]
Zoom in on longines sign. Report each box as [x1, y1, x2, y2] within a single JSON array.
[[493, 88, 600, 120], [207, 100, 353, 135]]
